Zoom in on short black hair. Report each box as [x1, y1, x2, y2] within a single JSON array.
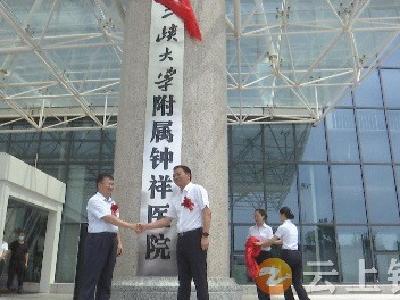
[[280, 206, 294, 219], [96, 174, 114, 186], [255, 208, 267, 220], [16, 228, 25, 234], [173, 165, 192, 180]]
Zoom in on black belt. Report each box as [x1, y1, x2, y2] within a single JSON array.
[[177, 227, 201, 237]]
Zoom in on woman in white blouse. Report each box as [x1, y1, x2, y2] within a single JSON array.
[[248, 208, 273, 300], [272, 207, 310, 300]]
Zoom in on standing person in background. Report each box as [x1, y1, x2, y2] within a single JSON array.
[[270, 207, 310, 300], [0, 231, 9, 282], [79, 174, 138, 300], [248, 209, 274, 300], [7, 229, 28, 294]]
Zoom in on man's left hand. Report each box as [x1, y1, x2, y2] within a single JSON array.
[[201, 236, 209, 251], [117, 242, 123, 256]]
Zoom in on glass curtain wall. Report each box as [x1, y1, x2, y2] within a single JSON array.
[[0, 67, 399, 284], [229, 66, 400, 284]]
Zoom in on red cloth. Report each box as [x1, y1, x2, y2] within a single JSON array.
[[155, 0, 202, 41], [244, 236, 261, 280]]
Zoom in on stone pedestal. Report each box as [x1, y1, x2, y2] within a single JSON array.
[[112, 277, 241, 300], [112, 0, 241, 298]]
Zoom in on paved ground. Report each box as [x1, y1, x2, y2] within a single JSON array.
[[0, 293, 400, 300]]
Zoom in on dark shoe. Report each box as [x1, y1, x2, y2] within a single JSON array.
[[17, 288, 23, 294]]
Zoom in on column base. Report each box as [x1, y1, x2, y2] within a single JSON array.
[[111, 276, 242, 300]]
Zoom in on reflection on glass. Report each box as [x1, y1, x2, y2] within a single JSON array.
[[299, 165, 333, 223], [8, 132, 40, 161], [326, 109, 359, 162], [372, 227, 400, 251], [301, 226, 338, 284], [265, 124, 295, 162], [354, 71, 383, 107], [363, 165, 399, 224], [55, 224, 81, 282], [376, 254, 400, 283], [356, 110, 391, 163], [265, 164, 299, 224], [337, 226, 373, 283], [395, 166, 400, 192], [381, 69, 400, 108], [331, 165, 367, 224], [233, 226, 250, 251], [297, 123, 327, 161], [387, 110, 400, 163], [337, 90, 352, 107], [70, 131, 101, 161], [232, 126, 262, 161]]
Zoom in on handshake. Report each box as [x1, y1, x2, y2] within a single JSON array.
[[131, 223, 147, 234]]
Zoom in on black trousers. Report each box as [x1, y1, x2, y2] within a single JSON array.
[[176, 228, 208, 300], [255, 250, 272, 300], [0, 259, 5, 278], [281, 249, 310, 300], [79, 232, 117, 300], [7, 261, 25, 290]]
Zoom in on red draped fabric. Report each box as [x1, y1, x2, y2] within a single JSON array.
[[155, 0, 202, 41], [244, 236, 261, 280]]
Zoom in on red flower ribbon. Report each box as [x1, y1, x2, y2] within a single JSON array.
[[111, 203, 119, 216], [244, 236, 261, 280], [155, 0, 202, 41], [181, 196, 194, 211]]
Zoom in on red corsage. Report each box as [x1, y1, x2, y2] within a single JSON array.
[[181, 197, 194, 211], [111, 203, 119, 216]]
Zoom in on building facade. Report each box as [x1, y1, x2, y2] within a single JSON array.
[[1, 59, 399, 286]]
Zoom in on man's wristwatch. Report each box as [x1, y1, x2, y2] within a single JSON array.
[[201, 232, 209, 237]]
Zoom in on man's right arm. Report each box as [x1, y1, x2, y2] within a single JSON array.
[[139, 217, 173, 232], [101, 215, 136, 230]]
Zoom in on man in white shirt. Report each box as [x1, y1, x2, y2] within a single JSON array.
[[0, 231, 8, 280], [79, 174, 138, 300], [137, 165, 211, 300]]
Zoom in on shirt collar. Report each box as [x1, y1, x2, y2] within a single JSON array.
[[183, 182, 193, 192], [283, 219, 292, 224], [96, 192, 112, 202]]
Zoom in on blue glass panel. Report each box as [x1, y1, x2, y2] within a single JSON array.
[[357, 109, 391, 163], [381, 69, 400, 108], [363, 165, 399, 224], [326, 109, 359, 162], [387, 110, 400, 163], [354, 71, 383, 107], [331, 165, 367, 224], [299, 165, 333, 223]]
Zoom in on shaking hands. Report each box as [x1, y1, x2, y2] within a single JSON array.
[[131, 223, 147, 234]]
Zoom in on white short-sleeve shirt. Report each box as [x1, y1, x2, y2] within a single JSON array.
[[165, 182, 209, 233], [275, 219, 298, 250], [0, 241, 8, 259], [87, 192, 118, 233], [248, 223, 273, 251]]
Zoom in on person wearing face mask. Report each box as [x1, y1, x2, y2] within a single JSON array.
[[7, 229, 28, 293]]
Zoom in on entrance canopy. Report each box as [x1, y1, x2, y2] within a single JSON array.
[[0, 0, 400, 132]]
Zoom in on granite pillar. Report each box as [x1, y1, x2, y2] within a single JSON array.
[[112, 0, 241, 298]]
